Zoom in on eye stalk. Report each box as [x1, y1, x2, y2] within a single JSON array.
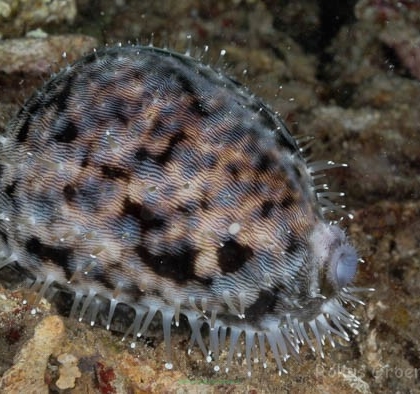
[[309, 222, 359, 293], [329, 242, 358, 289]]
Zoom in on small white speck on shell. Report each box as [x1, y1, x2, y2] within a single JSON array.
[[228, 222, 241, 235]]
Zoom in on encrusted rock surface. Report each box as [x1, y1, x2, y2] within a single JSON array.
[[0, 0, 77, 38], [0, 35, 98, 74], [0, 314, 65, 393]]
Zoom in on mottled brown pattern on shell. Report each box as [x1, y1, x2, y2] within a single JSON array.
[[0, 46, 361, 374], [0, 46, 325, 320]]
